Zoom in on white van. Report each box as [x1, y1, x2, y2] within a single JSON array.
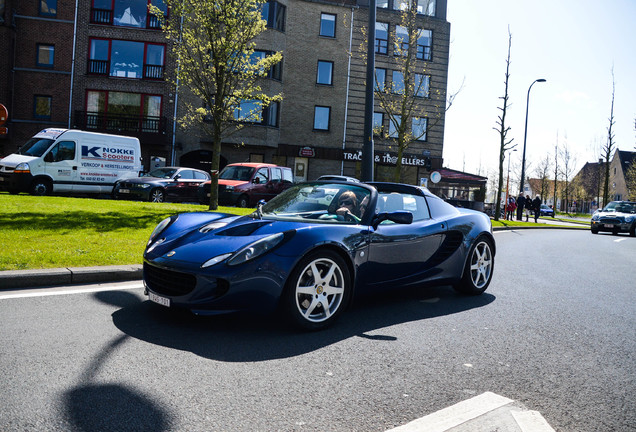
[[0, 128, 142, 195]]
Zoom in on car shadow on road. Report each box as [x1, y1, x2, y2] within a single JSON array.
[[96, 286, 495, 363]]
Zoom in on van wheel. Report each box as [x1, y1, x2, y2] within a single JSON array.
[[236, 194, 249, 208], [149, 188, 165, 203], [30, 179, 52, 196]]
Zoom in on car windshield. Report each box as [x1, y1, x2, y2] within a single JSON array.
[[615, 203, 635, 213], [258, 182, 372, 224], [17, 138, 55, 157], [145, 168, 177, 178], [220, 166, 255, 181]]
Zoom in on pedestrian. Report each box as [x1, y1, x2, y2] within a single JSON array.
[[532, 194, 542, 223], [506, 197, 516, 220], [516, 192, 525, 221], [525, 194, 532, 221]]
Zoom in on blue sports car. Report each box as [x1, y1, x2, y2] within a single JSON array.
[[143, 181, 495, 330]]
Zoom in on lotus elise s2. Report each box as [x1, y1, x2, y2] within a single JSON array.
[[143, 181, 495, 330]]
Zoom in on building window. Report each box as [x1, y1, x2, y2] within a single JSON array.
[[39, 0, 56, 16], [34, 96, 52, 119], [392, 71, 405, 94], [373, 112, 384, 136], [264, 102, 279, 127], [320, 13, 336, 37], [417, 0, 436, 16], [374, 68, 386, 91], [375, 22, 388, 55], [251, 50, 282, 80], [85, 90, 162, 132], [377, 0, 388, 8], [394, 25, 409, 56], [417, 29, 432, 61], [389, 115, 401, 138], [234, 100, 263, 123], [414, 74, 430, 97], [88, 38, 165, 79], [412, 117, 427, 140], [90, 0, 168, 28], [317, 60, 333, 85], [393, 0, 408, 11], [262, 0, 286, 31], [36, 44, 55, 68], [313, 106, 330, 130]]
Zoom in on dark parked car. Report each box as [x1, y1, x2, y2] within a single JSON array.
[[143, 180, 496, 330], [539, 204, 554, 217], [198, 163, 293, 207], [317, 175, 360, 183], [113, 167, 210, 203], [590, 201, 636, 236]]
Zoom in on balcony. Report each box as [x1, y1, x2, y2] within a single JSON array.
[[74, 111, 168, 136], [91, 8, 112, 25]]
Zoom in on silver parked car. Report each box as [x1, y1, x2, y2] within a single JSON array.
[[590, 201, 636, 236]]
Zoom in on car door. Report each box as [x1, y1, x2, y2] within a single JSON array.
[[364, 192, 446, 288], [42, 140, 78, 192]]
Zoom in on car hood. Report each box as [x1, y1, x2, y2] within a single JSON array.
[[0, 154, 38, 168], [145, 214, 308, 266], [218, 179, 248, 187]]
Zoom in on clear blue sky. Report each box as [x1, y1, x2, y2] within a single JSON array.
[[443, 0, 636, 179]]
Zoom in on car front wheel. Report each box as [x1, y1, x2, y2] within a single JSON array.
[[283, 250, 351, 331], [149, 188, 165, 203], [236, 194, 249, 208], [30, 178, 52, 196], [454, 236, 494, 295]]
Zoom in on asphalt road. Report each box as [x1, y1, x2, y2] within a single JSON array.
[[0, 229, 634, 431]]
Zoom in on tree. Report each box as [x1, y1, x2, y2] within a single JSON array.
[[559, 137, 577, 213], [601, 69, 616, 207], [364, 0, 459, 182], [492, 29, 515, 221], [534, 152, 552, 204], [626, 154, 636, 201], [552, 134, 559, 211], [153, 0, 282, 209]]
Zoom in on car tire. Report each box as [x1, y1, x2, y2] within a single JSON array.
[[283, 250, 351, 331], [453, 236, 494, 296], [149, 188, 165, 203], [630, 224, 635, 237], [30, 178, 52, 196], [591, 227, 599, 234], [236, 194, 249, 208]]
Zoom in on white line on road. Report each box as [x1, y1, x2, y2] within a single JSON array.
[[614, 238, 627, 243], [0, 282, 144, 300]]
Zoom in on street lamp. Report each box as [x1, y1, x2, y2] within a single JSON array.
[[519, 78, 546, 195]]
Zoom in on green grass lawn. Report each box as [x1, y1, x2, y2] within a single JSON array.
[[0, 194, 252, 271]]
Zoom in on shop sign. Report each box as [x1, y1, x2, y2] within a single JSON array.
[[343, 149, 430, 167], [299, 146, 315, 157]]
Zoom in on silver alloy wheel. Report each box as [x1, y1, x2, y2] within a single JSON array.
[[150, 188, 165, 203], [294, 257, 345, 323], [469, 240, 493, 289]]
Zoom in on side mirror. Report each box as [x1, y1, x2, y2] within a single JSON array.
[[372, 211, 413, 229], [173, 174, 181, 180], [44, 152, 54, 163], [253, 177, 261, 184]]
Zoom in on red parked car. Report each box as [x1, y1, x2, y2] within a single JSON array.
[[198, 163, 294, 207]]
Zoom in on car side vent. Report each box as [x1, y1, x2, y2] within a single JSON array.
[[426, 231, 464, 267], [216, 221, 270, 236]]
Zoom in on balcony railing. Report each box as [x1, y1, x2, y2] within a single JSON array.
[[88, 59, 109, 75], [143, 64, 164, 79], [91, 8, 112, 24], [75, 111, 167, 135]]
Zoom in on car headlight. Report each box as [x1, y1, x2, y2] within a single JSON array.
[[14, 162, 31, 174], [147, 216, 176, 246], [225, 185, 234, 191], [201, 253, 233, 268], [626, 215, 634, 223], [227, 232, 284, 266], [137, 184, 151, 189], [591, 214, 599, 221]]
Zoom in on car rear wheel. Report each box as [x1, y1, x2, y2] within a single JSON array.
[[283, 250, 351, 331], [454, 236, 494, 295], [236, 194, 249, 208], [149, 188, 165, 203]]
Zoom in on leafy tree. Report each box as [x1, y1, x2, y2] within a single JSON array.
[[152, 0, 282, 209], [492, 29, 515, 221], [626, 154, 636, 201]]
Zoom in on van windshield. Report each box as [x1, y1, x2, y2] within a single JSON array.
[[18, 138, 55, 157], [220, 166, 255, 181]]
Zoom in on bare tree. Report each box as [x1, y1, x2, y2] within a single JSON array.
[[560, 136, 577, 213], [601, 68, 617, 207], [552, 133, 559, 212], [493, 29, 515, 221], [534, 152, 552, 204]]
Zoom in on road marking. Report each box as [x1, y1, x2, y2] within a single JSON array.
[[385, 392, 513, 432], [614, 238, 627, 243], [0, 282, 144, 300], [512, 410, 556, 431]]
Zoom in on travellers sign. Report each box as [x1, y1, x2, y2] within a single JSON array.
[[343, 149, 431, 167]]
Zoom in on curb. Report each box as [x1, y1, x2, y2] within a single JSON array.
[[0, 264, 142, 290]]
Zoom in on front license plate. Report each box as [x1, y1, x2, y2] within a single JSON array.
[[604, 224, 615, 229], [149, 291, 170, 307], [119, 188, 130, 194]]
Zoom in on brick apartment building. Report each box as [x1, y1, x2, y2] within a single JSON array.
[[0, 0, 449, 183]]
